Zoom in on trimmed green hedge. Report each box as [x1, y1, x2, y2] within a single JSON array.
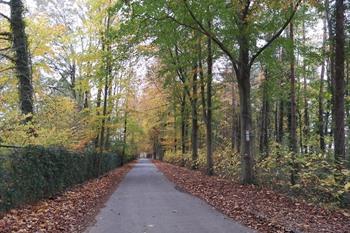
[[0, 146, 129, 212]]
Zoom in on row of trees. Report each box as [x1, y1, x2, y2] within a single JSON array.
[[122, 0, 350, 186], [0, 0, 349, 199], [0, 0, 144, 156]]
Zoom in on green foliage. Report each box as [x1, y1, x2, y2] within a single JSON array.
[[257, 142, 350, 205], [164, 141, 350, 206], [0, 146, 131, 212], [163, 146, 241, 179], [213, 147, 241, 180]]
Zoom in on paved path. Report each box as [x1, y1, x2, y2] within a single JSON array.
[[85, 159, 253, 233]]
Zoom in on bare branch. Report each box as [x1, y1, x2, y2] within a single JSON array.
[[0, 0, 10, 5], [249, 0, 302, 67], [168, 46, 193, 101], [0, 65, 14, 73], [182, 0, 239, 74], [0, 12, 11, 22], [0, 52, 15, 62]]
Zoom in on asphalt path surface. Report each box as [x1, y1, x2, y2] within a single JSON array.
[[85, 159, 253, 233]]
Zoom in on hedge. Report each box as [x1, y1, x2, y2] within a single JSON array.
[[0, 146, 131, 212]]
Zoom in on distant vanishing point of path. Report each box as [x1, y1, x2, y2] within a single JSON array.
[[85, 159, 253, 233]]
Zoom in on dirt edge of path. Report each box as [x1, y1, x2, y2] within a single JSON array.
[[154, 160, 350, 233], [0, 162, 135, 233]]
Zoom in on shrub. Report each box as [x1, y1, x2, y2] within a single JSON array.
[[163, 143, 350, 207], [163, 150, 207, 170], [257, 142, 350, 205], [0, 146, 130, 212]]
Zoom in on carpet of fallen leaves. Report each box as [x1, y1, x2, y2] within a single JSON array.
[[154, 160, 350, 233], [0, 162, 134, 233]]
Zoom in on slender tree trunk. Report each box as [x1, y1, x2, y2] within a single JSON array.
[[319, 16, 327, 153], [84, 90, 89, 109], [302, 21, 309, 153], [334, 0, 345, 162], [274, 103, 278, 141], [277, 100, 284, 143], [71, 62, 77, 100], [289, 19, 297, 185], [174, 102, 177, 153], [105, 81, 114, 149], [10, 0, 34, 121], [346, 44, 350, 157], [259, 69, 269, 157], [206, 31, 213, 175], [277, 48, 285, 144], [121, 109, 127, 166], [326, 0, 336, 152], [100, 12, 112, 152], [231, 82, 237, 150], [95, 87, 102, 148], [100, 70, 109, 152], [326, 64, 333, 151], [191, 62, 199, 169], [181, 90, 187, 164]]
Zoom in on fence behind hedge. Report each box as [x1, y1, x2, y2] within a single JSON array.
[[0, 146, 130, 212]]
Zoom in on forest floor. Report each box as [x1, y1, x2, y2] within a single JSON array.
[[154, 160, 350, 233], [0, 162, 134, 233]]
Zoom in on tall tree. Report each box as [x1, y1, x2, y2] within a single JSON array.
[[302, 20, 309, 153], [333, 0, 345, 162], [2, 0, 35, 120], [318, 14, 327, 153], [289, 15, 297, 185], [190, 60, 199, 168], [205, 31, 213, 175], [166, 0, 302, 183]]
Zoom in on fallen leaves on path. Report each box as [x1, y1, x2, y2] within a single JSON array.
[[154, 160, 350, 233], [0, 162, 134, 233]]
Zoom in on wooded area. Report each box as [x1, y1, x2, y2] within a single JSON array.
[[0, 0, 349, 212]]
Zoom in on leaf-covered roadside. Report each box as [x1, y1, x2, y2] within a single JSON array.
[[154, 161, 350, 233], [0, 162, 134, 233]]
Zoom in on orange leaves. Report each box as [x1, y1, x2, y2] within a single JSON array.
[[155, 161, 350, 233]]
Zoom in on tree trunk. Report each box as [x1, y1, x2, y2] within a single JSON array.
[[231, 82, 238, 151], [121, 110, 127, 166], [95, 87, 102, 148], [206, 32, 213, 175], [234, 15, 255, 183], [302, 21, 309, 153], [326, 0, 336, 153], [84, 90, 89, 109], [259, 69, 269, 157], [191, 62, 199, 169], [105, 81, 114, 150], [334, 0, 345, 162], [100, 69, 109, 152], [181, 90, 187, 164], [289, 19, 297, 185], [100, 12, 112, 152], [237, 69, 254, 184], [277, 100, 284, 143], [319, 15, 327, 153], [10, 0, 34, 120], [346, 44, 350, 157]]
